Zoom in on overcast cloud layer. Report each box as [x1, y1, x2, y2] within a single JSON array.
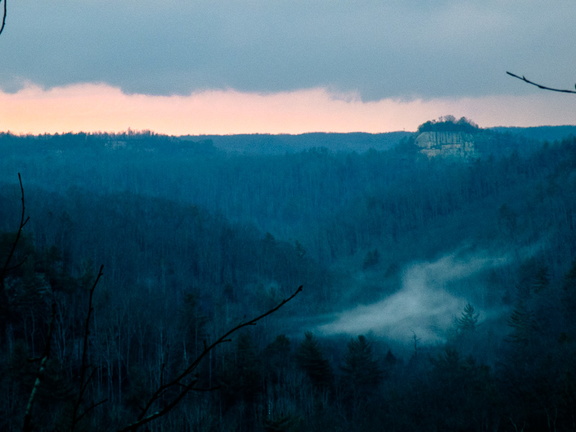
[[2, 1, 576, 101]]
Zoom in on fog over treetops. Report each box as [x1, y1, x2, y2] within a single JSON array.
[[318, 249, 514, 343]]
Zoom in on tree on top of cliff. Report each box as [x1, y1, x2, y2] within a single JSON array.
[[417, 116, 480, 134]]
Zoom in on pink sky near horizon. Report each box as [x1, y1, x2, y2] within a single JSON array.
[[0, 83, 574, 136]]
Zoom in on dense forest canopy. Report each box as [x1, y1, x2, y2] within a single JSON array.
[[1, 122, 576, 431]]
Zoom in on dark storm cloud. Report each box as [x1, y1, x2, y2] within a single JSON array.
[[1, 1, 575, 100]]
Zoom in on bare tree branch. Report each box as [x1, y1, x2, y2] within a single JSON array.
[[118, 285, 303, 432], [1, 174, 31, 331], [23, 302, 57, 432], [1, 174, 30, 283], [71, 265, 105, 432], [0, 0, 6, 36], [507, 71, 576, 94], [74, 398, 108, 426]]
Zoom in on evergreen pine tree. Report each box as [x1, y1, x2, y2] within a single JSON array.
[[295, 332, 333, 390], [341, 335, 382, 396]]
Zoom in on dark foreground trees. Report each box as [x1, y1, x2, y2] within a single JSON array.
[[0, 175, 303, 431]]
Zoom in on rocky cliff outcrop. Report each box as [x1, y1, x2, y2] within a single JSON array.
[[415, 131, 479, 159]]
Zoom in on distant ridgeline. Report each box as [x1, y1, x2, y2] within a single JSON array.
[[0, 118, 573, 159], [411, 115, 548, 159]]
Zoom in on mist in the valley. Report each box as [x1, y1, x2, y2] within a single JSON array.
[[317, 251, 510, 344]]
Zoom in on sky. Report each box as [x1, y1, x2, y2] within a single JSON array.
[[0, 1, 575, 135]]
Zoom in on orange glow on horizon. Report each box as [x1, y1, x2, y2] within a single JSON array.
[[0, 83, 574, 136]]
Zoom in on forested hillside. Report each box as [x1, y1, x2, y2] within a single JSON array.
[[1, 122, 576, 431], [180, 132, 412, 155]]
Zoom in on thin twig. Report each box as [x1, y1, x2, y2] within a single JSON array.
[[1, 174, 30, 282], [75, 398, 108, 425], [23, 302, 57, 432], [0, 0, 6, 36], [71, 265, 105, 432], [507, 71, 576, 94], [1, 174, 30, 326]]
